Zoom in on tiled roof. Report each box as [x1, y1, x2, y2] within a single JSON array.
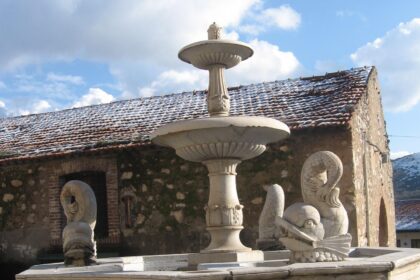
[[396, 199, 420, 232], [0, 66, 373, 163]]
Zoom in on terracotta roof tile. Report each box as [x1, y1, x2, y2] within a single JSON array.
[[396, 199, 420, 231], [0, 66, 372, 162]]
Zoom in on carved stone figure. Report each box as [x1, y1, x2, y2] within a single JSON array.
[[207, 22, 222, 40], [61, 180, 97, 266], [277, 203, 351, 262], [257, 184, 285, 250], [258, 151, 352, 262], [300, 151, 348, 237]]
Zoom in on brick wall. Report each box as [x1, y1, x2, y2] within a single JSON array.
[[42, 156, 120, 243]]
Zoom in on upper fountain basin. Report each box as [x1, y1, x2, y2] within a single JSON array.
[[178, 40, 253, 70], [151, 116, 290, 162]]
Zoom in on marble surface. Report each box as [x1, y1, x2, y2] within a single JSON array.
[[16, 248, 420, 279]]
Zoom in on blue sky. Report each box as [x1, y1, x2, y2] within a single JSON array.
[[0, 0, 419, 158]]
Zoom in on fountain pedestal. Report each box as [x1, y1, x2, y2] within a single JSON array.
[[152, 116, 289, 266], [189, 158, 265, 265], [203, 159, 248, 253]]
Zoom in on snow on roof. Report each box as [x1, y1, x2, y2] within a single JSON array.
[[396, 199, 420, 232], [0, 66, 372, 163]]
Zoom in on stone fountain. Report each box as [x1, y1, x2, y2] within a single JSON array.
[[16, 23, 420, 280], [151, 22, 289, 265]]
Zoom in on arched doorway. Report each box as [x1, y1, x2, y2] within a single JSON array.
[[379, 198, 389, 246], [60, 171, 109, 238]]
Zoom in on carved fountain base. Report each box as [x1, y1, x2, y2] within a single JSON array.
[[151, 117, 289, 266]]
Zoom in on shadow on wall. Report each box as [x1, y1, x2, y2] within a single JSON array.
[[0, 262, 30, 280]]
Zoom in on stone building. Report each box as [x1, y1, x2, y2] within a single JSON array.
[[0, 66, 395, 265], [395, 199, 420, 248]]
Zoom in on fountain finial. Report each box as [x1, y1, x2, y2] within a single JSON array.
[[178, 23, 253, 116], [207, 22, 222, 40]]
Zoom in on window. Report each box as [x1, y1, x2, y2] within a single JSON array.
[[378, 198, 388, 246], [411, 239, 420, 248], [47, 157, 120, 248], [120, 187, 137, 229]]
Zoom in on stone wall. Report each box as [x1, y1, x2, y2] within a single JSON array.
[[349, 68, 396, 246], [0, 155, 121, 265], [0, 163, 50, 263], [115, 127, 357, 254], [0, 108, 394, 263], [117, 147, 209, 254]]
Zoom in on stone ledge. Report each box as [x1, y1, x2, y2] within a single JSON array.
[[188, 250, 264, 266], [16, 247, 420, 280]]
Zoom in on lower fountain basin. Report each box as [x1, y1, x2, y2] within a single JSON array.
[[17, 247, 420, 279], [151, 116, 290, 162]]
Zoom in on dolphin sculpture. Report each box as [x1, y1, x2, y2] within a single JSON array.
[[258, 151, 352, 262], [61, 180, 97, 266]]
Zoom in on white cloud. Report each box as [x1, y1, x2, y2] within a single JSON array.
[[47, 72, 84, 85], [351, 18, 420, 112], [12, 74, 74, 101], [136, 39, 301, 97], [0, 0, 258, 72], [258, 5, 301, 30], [157, 70, 205, 86], [17, 100, 52, 115], [237, 24, 263, 36], [138, 87, 156, 98], [32, 100, 51, 113], [18, 110, 30, 116], [228, 39, 301, 84], [238, 4, 301, 35], [73, 88, 115, 108], [391, 151, 412, 160], [137, 69, 207, 97], [0, 1, 302, 104], [0, 100, 7, 117]]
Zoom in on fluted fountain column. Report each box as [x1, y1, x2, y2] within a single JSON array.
[[208, 64, 229, 116], [202, 159, 249, 252]]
